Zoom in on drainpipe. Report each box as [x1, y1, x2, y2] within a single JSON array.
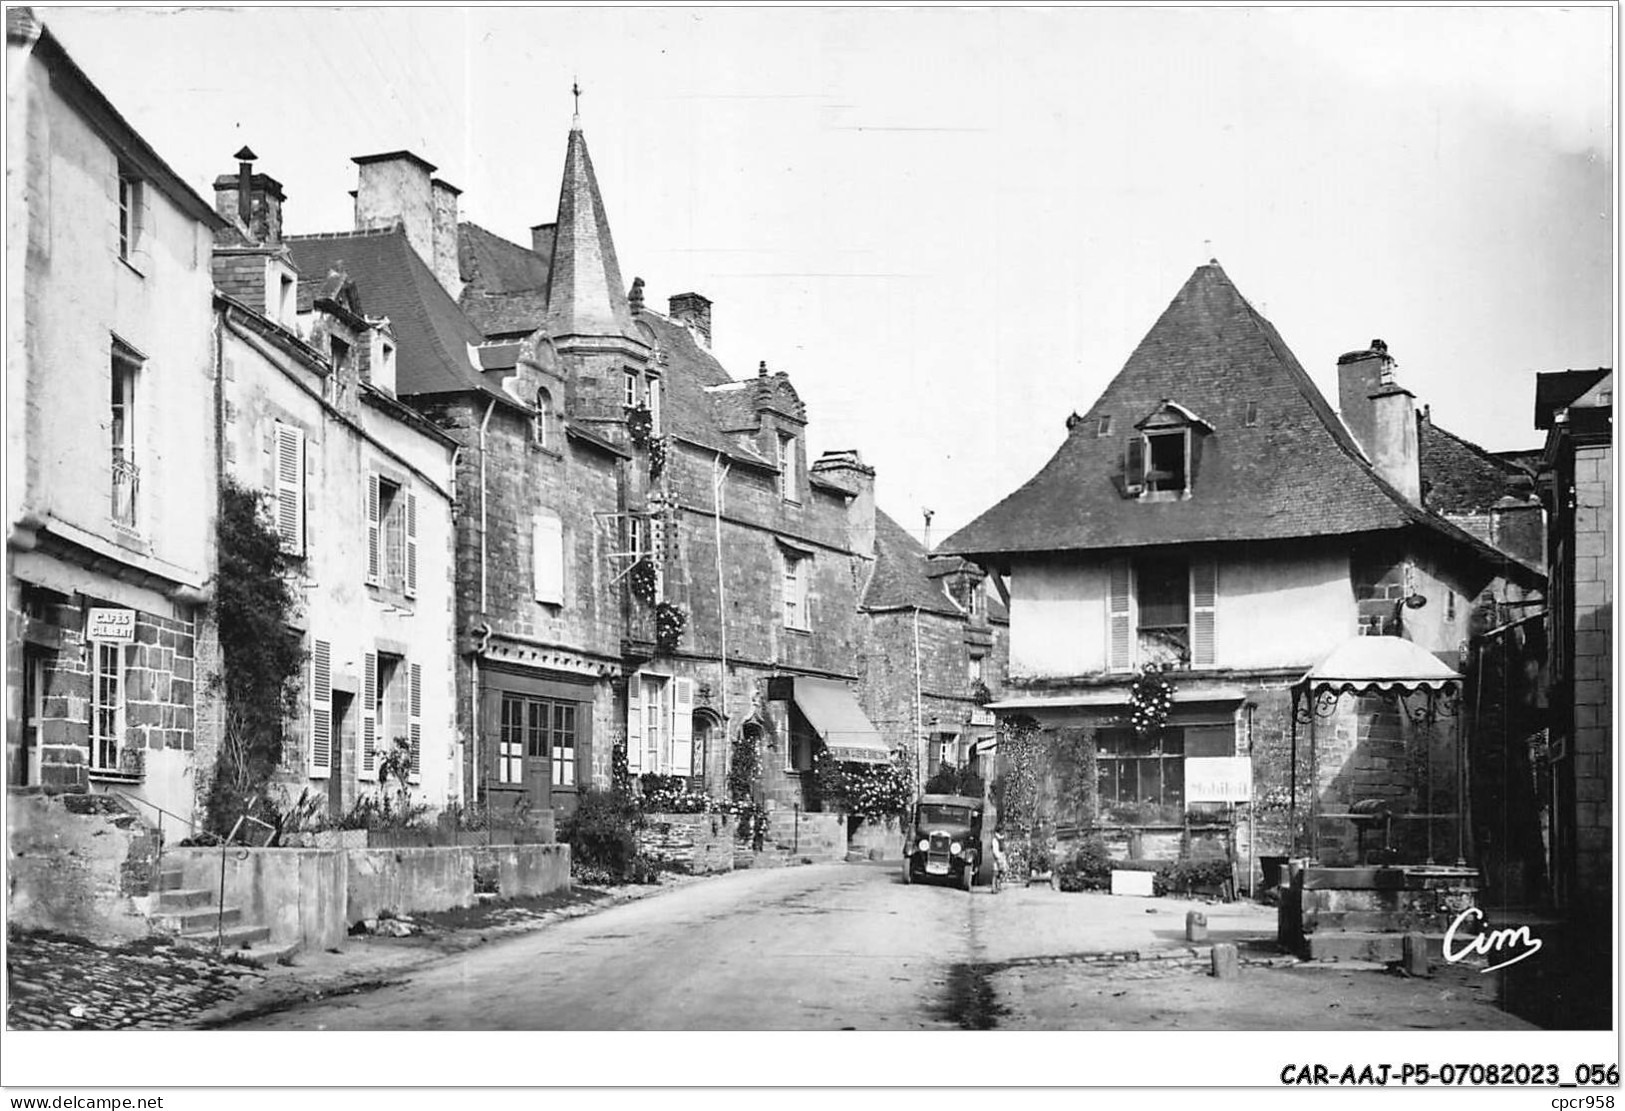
[[475, 398, 496, 809], [713, 455, 732, 792], [913, 606, 924, 793]]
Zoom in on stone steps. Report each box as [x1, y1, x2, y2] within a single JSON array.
[[149, 867, 273, 954], [1304, 931, 1448, 963]]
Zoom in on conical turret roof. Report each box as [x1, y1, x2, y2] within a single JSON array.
[[543, 125, 641, 344]]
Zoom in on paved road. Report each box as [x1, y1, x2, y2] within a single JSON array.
[[238, 862, 978, 1030]]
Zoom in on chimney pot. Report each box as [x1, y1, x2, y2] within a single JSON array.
[[668, 292, 713, 349]]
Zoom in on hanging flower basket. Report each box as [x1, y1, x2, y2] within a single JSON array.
[[1128, 661, 1175, 736], [626, 403, 654, 447], [654, 601, 687, 654], [628, 558, 658, 604], [648, 436, 668, 480]]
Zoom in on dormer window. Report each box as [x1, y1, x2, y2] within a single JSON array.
[[330, 336, 352, 380], [1123, 400, 1212, 499], [778, 433, 799, 503], [1096, 414, 1113, 437], [534, 388, 552, 448]]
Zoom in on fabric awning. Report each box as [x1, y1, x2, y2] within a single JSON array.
[[986, 686, 1246, 711], [792, 677, 891, 764], [1297, 635, 1461, 695]]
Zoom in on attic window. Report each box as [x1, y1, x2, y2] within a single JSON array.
[[1245, 401, 1259, 427], [1145, 429, 1188, 493], [1124, 401, 1210, 499], [1097, 414, 1113, 437]]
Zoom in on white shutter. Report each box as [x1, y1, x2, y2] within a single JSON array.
[[671, 678, 694, 776], [366, 474, 381, 585], [1107, 558, 1133, 672], [408, 661, 422, 782], [625, 673, 643, 774], [534, 512, 564, 605], [308, 638, 332, 777], [274, 423, 305, 555], [1191, 557, 1217, 668], [360, 650, 378, 780], [404, 489, 419, 598]]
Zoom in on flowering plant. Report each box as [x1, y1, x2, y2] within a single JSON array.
[[648, 436, 668, 480], [626, 403, 654, 447], [628, 558, 658, 604], [654, 601, 687, 653], [1128, 661, 1175, 736]]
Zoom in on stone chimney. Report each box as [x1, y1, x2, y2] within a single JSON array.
[[669, 292, 712, 349], [212, 146, 286, 246], [811, 450, 877, 558], [1337, 339, 1389, 457], [430, 177, 462, 299], [530, 222, 556, 275], [352, 150, 436, 273]]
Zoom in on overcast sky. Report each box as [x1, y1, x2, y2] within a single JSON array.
[[37, 5, 1615, 543]]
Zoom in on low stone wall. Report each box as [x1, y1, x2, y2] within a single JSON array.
[[7, 792, 155, 943], [638, 812, 737, 874], [346, 848, 475, 925], [474, 843, 572, 896], [763, 808, 845, 862], [849, 817, 902, 861], [166, 847, 349, 952]]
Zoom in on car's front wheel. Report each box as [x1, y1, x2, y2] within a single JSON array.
[[961, 863, 975, 892]]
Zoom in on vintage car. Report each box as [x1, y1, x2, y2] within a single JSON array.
[[901, 793, 984, 890]]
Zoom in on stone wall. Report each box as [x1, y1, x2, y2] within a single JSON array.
[[849, 816, 902, 861], [637, 811, 737, 874], [166, 845, 348, 952], [7, 792, 155, 943], [1570, 441, 1612, 907], [762, 807, 845, 862]]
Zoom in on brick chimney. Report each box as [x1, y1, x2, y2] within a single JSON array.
[[430, 177, 462, 299], [352, 150, 436, 274], [1342, 339, 1420, 504], [669, 292, 712, 349], [212, 146, 285, 246], [811, 450, 877, 558]]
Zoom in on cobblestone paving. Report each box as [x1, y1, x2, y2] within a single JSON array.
[[6, 931, 269, 1030]]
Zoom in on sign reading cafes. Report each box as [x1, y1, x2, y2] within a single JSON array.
[[87, 607, 136, 643]]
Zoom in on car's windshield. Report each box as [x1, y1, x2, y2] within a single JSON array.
[[916, 804, 973, 827]]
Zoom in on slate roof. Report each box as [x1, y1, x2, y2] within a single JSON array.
[[940, 262, 1499, 562], [1534, 368, 1612, 428], [863, 510, 964, 616], [286, 227, 507, 402], [544, 127, 641, 343], [1418, 415, 1536, 514], [640, 311, 773, 467]]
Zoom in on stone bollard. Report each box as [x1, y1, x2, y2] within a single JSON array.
[[1211, 942, 1239, 980], [1185, 910, 1209, 943], [1403, 932, 1431, 977]]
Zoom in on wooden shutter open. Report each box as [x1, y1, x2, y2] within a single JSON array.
[[404, 490, 419, 598], [1190, 557, 1217, 668], [408, 661, 422, 781], [671, 678, 694, 776], [534, 513, 564, 605], [309, 637, 331, 777], [360, 650, 378, 780], [274, 423, 305, 555], [1124, 436, 1146, 496], [366, 475, 381, 585], [1107, 558, 1133, 672], [625, 673, 643, 774]]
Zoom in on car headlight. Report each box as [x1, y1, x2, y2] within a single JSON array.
[[950, 841, 963, 856], [918, 839, 929, 852]]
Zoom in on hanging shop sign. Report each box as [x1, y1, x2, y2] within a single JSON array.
[[87, 607, 136, 643], [1185, 756, 1252, 803]]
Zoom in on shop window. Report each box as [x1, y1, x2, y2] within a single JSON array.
[[498, 695, 525, 785], [89, 641, 124, 773], [1096, 727, 1185, 824]]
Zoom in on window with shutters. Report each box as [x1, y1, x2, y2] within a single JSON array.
[[624, 673, 693, 777], [378, 653, 405, 773], [534, 511, 565, 606], [1122, 402, 1211, 499], [1107, 555, 1218, 671], [308, 637, 332, 778], [360, 651, 379, 781], [273, 422, 306, 556], [367, 474, 417, 597]]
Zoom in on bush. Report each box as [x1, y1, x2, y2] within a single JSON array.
[[1055, 835, 1115, 892], [637, 773, 709, 814], [561, 788, 650, 882], [1051, 841, 1235, 897]]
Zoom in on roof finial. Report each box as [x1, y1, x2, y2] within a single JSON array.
[[572, 78, 581, 129]]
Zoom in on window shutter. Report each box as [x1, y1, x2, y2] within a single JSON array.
[[625, 674, 643, 773], [1191, 557, 1217, 667], [366, 474, 381, 585], [408, 662, 422, 781], [1107, 558, 1133, 671], [360, 651, 378, 780], [534, 513, 564, 605], [671, 678, 694, 776], [309, 638, 332, 777], [404, 490, 419, 598], [1124, 436, 1145, 496], [274, 423, 305, 555]]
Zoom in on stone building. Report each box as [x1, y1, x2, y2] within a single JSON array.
[[209, 152, 461, 819], [285, 151, 625, 826], [940, 262, 1544, 872], [858, 510, 1009, 786], [1533, 368, 1612, 915], [6, 11, 226, 824], [454, 119, 891, 814]]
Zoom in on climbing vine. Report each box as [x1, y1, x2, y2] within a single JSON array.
[[204, 478, 306, 837], [1129, 661, 1175, 736]]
